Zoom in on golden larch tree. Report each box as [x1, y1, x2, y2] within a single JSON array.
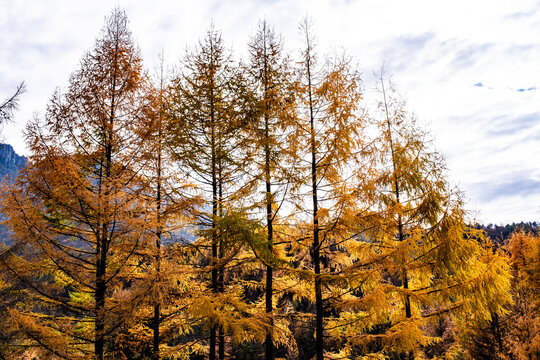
[[329, 75, 512, 359], [0, 9, 154, 360], [168, 25, 265, 360], [244, 19, 298, 360], [288, 17, 366, 360]]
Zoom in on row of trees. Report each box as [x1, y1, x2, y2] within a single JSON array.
[[0, 9, 530, 360]]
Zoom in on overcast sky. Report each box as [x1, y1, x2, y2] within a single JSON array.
[[2, 0, 539, 224]]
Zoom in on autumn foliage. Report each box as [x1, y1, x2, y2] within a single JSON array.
[[0, 9, 532, 360]]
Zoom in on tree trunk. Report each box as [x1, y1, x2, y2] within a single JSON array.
[[209, 45, 218, 360], [382, 77, 413, 360], [264, 167, 274, 360], [152, 303, 160, 360], [217, 164, 225, 360], [262, 37, 275, 359], [95, 248, 106, 360], [306, 45, 324, 360], [153, 75, 164, 360]]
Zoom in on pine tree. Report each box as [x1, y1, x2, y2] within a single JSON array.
[[0, 9, 153, 360]]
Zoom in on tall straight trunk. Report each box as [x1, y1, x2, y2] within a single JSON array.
[[381, 78, 412, 360], [95, 130, 113, 360], [218, 164, 225, 360], [95, 242, 107, 360], [152, 72, 164, 360], [210, 173, 217, 360], [94, 55, 117, 359], [264, 129, 274, 360], [311, 112, 323, 360], [208, 38, 219, 360], [261, 29, 275, 360], [152, 303, 160, 360], [210, 127, 218, 360], [305, 40, 324, 360], [95, 143, 113, 360]]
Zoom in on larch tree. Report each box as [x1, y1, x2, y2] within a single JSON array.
[[119, 57, 200, 360], [0, 10, 154, 360], [504, 231, 539, 360], [330, 75, 512, 359], [0, 81, 26, 360], [457, 231, 539, 360], [168, 25, 265, 360], [288, 18, 365, 360], [245, 20, 297, 360], [149, 59, 168, 360]]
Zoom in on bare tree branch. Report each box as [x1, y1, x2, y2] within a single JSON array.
[[0, 82, 26, 124]]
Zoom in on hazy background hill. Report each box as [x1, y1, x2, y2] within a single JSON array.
[[475, 222, 539, 246]]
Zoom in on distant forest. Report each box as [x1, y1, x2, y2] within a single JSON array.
[[0, 9, 538, 360], [476, 222, 539, 245]]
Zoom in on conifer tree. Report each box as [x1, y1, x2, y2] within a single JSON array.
[[150, 59, 167, 360], [0, 82, 25, 126], [329, 75, 512, 359], [289, 18, 365, 360], [245, 20, 297, 360], [168, 25, 264, 360], [0, 10, 153, 360], [505, 231, 540, 360], [121, 58, 200, 360], [457, 231, 539, 360]]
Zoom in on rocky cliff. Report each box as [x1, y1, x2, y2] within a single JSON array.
[[0, 143, 27, 181]]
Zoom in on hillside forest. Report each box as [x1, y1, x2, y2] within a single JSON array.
[[0, 9, 538, 360]]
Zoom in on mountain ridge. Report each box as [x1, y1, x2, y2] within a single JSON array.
[[0, 143, 27, 247], [0, 143, 27, 181]]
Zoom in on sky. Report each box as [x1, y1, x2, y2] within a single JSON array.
[[1, 0, 539, 224]]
